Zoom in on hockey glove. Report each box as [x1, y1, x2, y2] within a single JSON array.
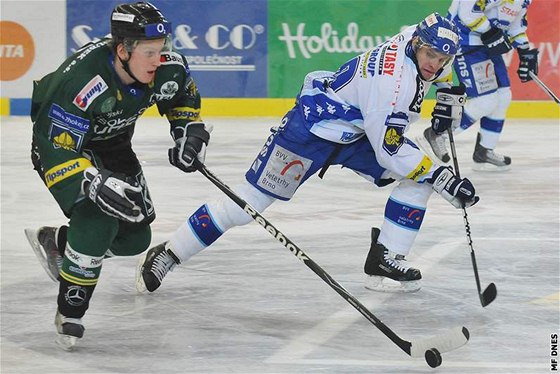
[[169, 122, 212, 173], [517, 48, 539, 83], [430, 166, 479, 209], [481, 28, 512, 56], [431, 85, 467, 134], [83, 167, 145, 222]]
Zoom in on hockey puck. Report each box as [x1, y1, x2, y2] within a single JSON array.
[[425, 348, 442, 368]]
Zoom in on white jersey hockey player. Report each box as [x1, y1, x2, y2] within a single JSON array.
[[137, 13, 479, 294], [418, 0, 537, 171]]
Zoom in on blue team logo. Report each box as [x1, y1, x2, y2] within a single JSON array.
[[383, 112, 408, 155], [48, 104, 89, 151], [383, 126, 404, 155]]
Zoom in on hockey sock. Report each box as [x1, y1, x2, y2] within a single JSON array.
[[170, 182, 275, 262], [379, 180, 432, 256], [57, 244, 103, 318], [57, 277, 96, 319], [479, 117, 504, 149]]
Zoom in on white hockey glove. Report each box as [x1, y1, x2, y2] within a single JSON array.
[[168, 122, 213, 173], [431, 85, 466, 134], [517, 48, 539, 83], [430, 166, 479, 209], [481, 27, 512, 56], [83, 167, 145, 222]]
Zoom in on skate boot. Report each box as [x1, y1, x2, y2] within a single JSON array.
[[417, 127, 450, 163], [364, 228, 422, 293], [24, 226, 64, 282], [136, 242, 180, 292], [54, 310, 85, 351], [472, 134, 511, 171]]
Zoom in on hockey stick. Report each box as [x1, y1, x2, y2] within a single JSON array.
[[194, 159, 469, 367], [446, 128, 497, 307], [529, 71, 560, 104]]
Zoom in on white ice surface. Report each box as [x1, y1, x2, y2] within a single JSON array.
[[1, 115, 558, 373]]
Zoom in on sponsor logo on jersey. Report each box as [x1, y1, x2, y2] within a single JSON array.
[[407, 156, 433, 181], [365, 48, 381, 77], [409, 76, 426, 113], [44, 157, 93, 188], [48, 104, 90, 133], [160, 51, 185, 66], [455, 54, 473, 88], [156, 81, 179, 100], [472, 59, 498, 94], [379, 43, 398, 76], [63, 40, 110, 73], [73, 75, 108, 111], [500, 6, 520, 17], [167, 106, 201, 121], [256, 144, 312, 199]]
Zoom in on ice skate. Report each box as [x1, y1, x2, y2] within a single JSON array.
[[136, 241, 180, 293], [54, 310, 84, 351], [472, 134, 511, 171], [364, 228, 422, 293], [416, 127, 450, 163], [24, 227, 63, 282]]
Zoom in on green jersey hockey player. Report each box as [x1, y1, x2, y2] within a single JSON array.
[[24, 1, 211, 350]]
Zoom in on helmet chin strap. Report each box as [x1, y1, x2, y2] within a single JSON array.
[[117, 53, 144, 85]]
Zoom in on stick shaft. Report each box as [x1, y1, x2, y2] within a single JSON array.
[[193, 160, 412, 354], [529, 71, 560, 104], [446, 129, 490, 303]]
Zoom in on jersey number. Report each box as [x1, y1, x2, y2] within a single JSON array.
[[330, 57, 359, 92]]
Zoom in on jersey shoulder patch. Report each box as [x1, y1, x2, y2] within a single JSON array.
[[72, 74, 108, 112], [160, 51, 186, 67]]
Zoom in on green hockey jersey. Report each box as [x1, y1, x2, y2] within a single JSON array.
[[31, 38, 202, 214]]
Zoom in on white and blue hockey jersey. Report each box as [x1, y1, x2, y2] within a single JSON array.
[[448, 0, 531, 49], [295, 26, 452, 181]]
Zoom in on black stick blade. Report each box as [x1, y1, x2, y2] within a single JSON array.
[[480, 283, 497, 307]]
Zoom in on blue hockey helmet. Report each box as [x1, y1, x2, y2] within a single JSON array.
[[415, 12, 459, 56]]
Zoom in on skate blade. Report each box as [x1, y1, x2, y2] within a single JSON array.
[[414, 135, 449, 165], [364, 275, 421, 293], [55, 334, 79, 351], [24, 229, 59, 282], [135, 253, 148, 293], [472, 162, 511, 172]]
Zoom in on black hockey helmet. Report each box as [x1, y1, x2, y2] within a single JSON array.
[[110, 2, 171, 41]]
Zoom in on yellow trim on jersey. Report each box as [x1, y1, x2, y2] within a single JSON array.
[[59, 270, 99, 286], [44, 157, 93, 188], [407, 155, 433, 181], [433, 71, 453, 84], [510, 32, 528, 42], [467, 15, 489, 31], [166, 106, 201, 121], [475, 0, 486, 11]]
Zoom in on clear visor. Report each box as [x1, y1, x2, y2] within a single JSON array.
[[414, 37, 455, 68], [123, 34, 172, 54]]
